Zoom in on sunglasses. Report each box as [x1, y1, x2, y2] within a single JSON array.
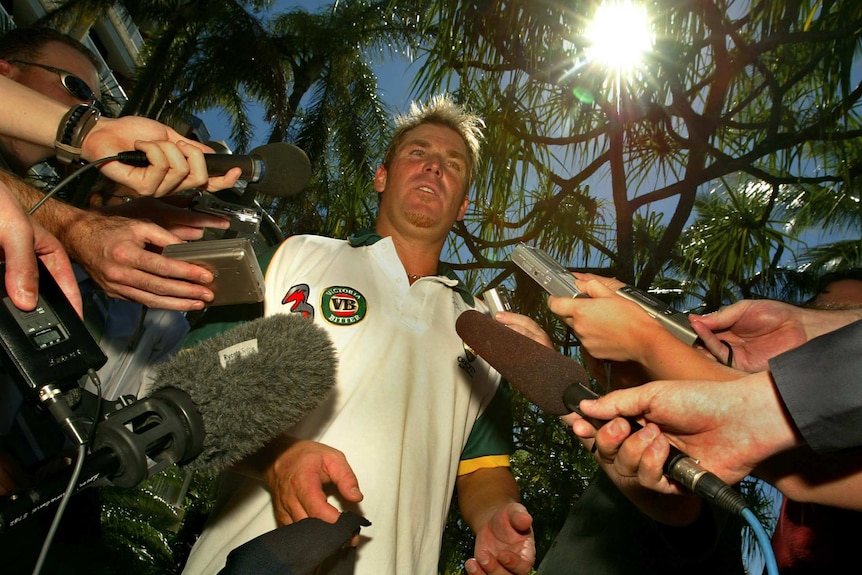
[[7, 59, 102, 111]]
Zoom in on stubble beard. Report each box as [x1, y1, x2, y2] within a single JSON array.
[[403, 193, 439, 229], [405, 209, 436, 229]]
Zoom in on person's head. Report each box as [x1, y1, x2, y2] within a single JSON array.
[[0, 27, 101, 109], [374, 95, 484, 240], [809, 268, 862, 308], [381, 94, 484, 190], [0, 27, 101, 171]]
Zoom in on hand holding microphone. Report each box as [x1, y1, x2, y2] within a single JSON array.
[[455, 310, 747, 515], [85, 124, 240, 196], [117, 142, 312, 198]]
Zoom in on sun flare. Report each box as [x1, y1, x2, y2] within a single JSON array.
[[585, 1, 653, 73]]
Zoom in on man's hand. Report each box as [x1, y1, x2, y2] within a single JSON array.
[[491, 310, 553, 348], [96, 195, 229, 241], [548, 273, 659, 364], [262, 438, 363, 526], [83, 120, 241, 196], [458, 467, 535, 575], [0, 179, 81, 315], [465, 502, 535, 575], [691, 300, 813, 372], [572, 372, 801, 487], [548, 273, 737, 382], [59, 210, 218, 311]]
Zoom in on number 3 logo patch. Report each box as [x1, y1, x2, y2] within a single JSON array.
[[321, 286, 367, 325]]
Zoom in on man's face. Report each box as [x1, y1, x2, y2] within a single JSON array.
[[374, 123, 470, 237], [5, 41, 99, 108]]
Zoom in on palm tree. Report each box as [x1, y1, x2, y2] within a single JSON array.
[[405, 0, 862, 294], [677, 176, 806, 308], [260, 0, 427, 238], [403, 0, 862, 570], [39, 0, 288, 152]]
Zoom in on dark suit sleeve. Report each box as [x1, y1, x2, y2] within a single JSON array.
[[769, 319, 862, 453]]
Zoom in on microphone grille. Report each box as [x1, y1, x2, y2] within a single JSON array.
[[249, 143, 312, 197]]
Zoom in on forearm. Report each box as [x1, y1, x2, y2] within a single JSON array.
[[1, 76, 69, 149], [636, 329, 740, 382], [0, 168, 91, 245], [457, 467, 520, 532], [758, 448, 862, 510], [0, 169, 45, 211], [800, 307, 862, 340]]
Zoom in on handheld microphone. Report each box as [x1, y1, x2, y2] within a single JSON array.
[[455, 310, 747, 515], [117, 142, 312, 197], [0, 313, 338, 531]]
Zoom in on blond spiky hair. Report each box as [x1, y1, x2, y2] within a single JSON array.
[[382, 94, 485, 189]]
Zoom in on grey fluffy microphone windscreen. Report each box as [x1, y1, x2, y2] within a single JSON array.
[[0, 314, 338, 532], [149, 313, 337, 474]]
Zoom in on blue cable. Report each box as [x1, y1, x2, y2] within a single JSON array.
[[742, 507, 778, 575]]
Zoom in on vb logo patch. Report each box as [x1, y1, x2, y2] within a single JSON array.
[[321, 286, 367, 325]]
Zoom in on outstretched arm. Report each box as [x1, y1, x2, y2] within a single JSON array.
[[548, 273, 738, 381], [7, 170, 231, 311], [691, 299, 862, 372], [572, 371, 800, 488], [2, 76, 239, 195]]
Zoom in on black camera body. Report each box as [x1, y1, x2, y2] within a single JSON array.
[[0, 262, 105, 395]]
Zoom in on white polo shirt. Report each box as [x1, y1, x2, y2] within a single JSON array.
[[183, 232, 512, 575]]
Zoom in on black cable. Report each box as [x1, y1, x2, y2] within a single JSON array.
[[27, 156, 120, 215], [31, 443, 87, 575]]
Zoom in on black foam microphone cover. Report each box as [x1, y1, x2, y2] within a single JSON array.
[[118, 142, 312, 197], [206, 143, 312, 197], [456, 310, 590, 416]]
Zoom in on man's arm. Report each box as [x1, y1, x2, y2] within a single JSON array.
[[548, 273, 739, 382], [758, 448, 862, 511], [96, 194, 230, 240], [2, 76, 239, 195], [34, 199, 218, 310], [6, 169, 233, 311], [692, 299, 862, 372], [0, 171, 81, 314], [573, 371, 799, 489], [457, 467, 535, 575]]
